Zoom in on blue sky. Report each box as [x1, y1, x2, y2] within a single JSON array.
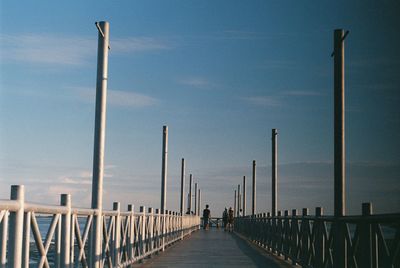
[[0, 1, 399, 215]]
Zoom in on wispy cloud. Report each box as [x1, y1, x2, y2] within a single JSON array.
[[0, 33, 171, 66], [240, 96, 281, 107], [177, 76, 218, 89], [282, 90, 323, 96], [111, 37, 171, 53], [72, 86, 159, 108], [241, 89, 324, 108], [349, 57, 400, 69], [222, 30, 264, 40], [0, 34, 94, 65], [259, 59, 297, 70]]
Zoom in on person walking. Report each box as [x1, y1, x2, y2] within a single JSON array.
[[222, 208, 228, 231], [227, 207, 234, 232], [203, 204, 211, 230]]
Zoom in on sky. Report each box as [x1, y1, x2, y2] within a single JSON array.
[[0, 0, 399, 216]]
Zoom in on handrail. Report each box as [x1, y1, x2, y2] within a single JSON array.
[[234, 207, 400, 267], [0, 200, 19, 211], [0, 185, 201, 267]]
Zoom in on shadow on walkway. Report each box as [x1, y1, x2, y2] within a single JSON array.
[[137, 229, 292, 268]]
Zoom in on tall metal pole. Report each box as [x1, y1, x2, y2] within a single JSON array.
[[242, 176, 246, 216], [252, 160, 256, 215], [198, 189, 201, 216], [198, 189, 201, 230], [194, 183, 198, 215], [272, 129, 278, 217], [334, 29, 346, 218], [90, 21, 109, 268], [237, 184, 241, 217], [234, 190, 237, 217], [333, 28, 348, 268], [188, 174, 192, 213], [161, 125, 168, 214], [180, 158, 185, 215]]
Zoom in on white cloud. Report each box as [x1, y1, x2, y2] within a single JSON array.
[[0, 33, 170, 66], [73, 86, 159, 108], [177, 76, 217, 89], [283, 90, 323, 96], [0, 34, 94, 65], [111, 37, 170, 53], [241, 89, 324, 108], [241, 96, 281, 107]]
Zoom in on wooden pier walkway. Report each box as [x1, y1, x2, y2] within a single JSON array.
[[137, 229, 292, 268]]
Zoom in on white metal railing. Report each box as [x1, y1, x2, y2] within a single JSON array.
[[0, 185, 200, 267], [234, 205, 400, 267]]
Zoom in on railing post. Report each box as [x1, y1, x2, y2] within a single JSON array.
[[90, 21, 110, 268], [291, 209, 298, 265], [194, 183, 197, 216], [8, 185, 24, 268], [359, 203, 377, 268], [161, 208, 165, 251], [333, 28, 348, 268], [60, 194, 71, 268], [140, 206, 146, 255], [128, 204, 135, 260], [242, 176, 246, 216], [155, 209, 161, 249], [315, 207, 324, 267], [148, 208, 154, 252], [301, 208, 310, 265], [272, 129, 278, 217], [252, 160, 256, 215], [283, 210, 290, 260], [113, 202, 121, 267], [161, 126, 168, 214]]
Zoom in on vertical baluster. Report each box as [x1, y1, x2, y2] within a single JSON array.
[[301, 208, 310, 266], [266, 212, 271, 249], [277, 211, 283, 256], [0, 210, 9, 266], [148, 208, 154, 253], [284, 210, 290, 260], [359, 203, 376, 268], [315, 207, 325, 267], [22, 211, 31, 268], [140, 206, 146, 256], [70, 214, 75, 267], [56, 212, 62, 268], [127, 205, 134, 261], [155, 209, 160, 249], [291, 209, 298, 265], [113, 202, 121, 267]]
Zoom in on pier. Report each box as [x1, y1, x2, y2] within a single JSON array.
[[0, 21, 399, 267]]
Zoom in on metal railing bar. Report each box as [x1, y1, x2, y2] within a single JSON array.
[[0, 200, 19, 211]]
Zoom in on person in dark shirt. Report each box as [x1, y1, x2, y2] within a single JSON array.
[[227, 207, 234, 232], [203, 204, 211, 230], [222, 208, 228, 231]]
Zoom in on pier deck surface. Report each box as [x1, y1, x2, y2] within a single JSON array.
[[138, 228, 292, 268]]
